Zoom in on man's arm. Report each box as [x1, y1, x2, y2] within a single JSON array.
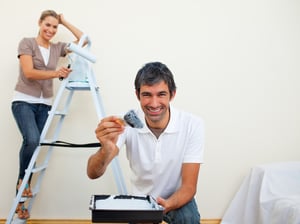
[[157, 163, 200, 213], [87, 144, 119, 179], [87, 116, 125, 179]]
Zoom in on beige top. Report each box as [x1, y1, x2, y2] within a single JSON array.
[[15, 37, 67, 98]]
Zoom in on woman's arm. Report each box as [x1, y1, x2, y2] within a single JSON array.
[[59, 14, 85, 44], [19, 55, 70, 80]]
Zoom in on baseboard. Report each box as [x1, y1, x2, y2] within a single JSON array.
[[201, 219, 222, 224], [33, 220, 90, 224], [0, 220, 90, 224], [0, 221, 91, 224], [0, 219, 221, 224]]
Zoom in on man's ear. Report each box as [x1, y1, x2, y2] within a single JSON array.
[[170, 91, 176, 101], [135, 90, 140, 100]]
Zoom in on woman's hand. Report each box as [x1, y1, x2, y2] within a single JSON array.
[[56, 65, 72, 79], [58, 13, 65, 25], [56, 13, 84, 44]]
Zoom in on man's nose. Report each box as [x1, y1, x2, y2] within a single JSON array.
[[150, 96, 160, 107]]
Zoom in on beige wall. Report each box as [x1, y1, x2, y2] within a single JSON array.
[[1, 0, 300, 220]]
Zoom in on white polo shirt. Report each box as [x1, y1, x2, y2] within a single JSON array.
[[117, 106, 205, 199]]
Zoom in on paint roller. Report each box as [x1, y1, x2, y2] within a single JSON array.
[[116, 110, 144, 129], [66, 42, 96, 63]]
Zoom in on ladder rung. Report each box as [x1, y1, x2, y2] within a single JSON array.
[[67, 86, 91, 91], [19, 196, 27, 203], [66, 81, 91, 90], [42, 139, 56, 144], [19, 189, 37, 202], [13, 217, 28, 223], [54, 111, 67, 116], [32, 164, 47, 173], [31, 189, 38, 197]]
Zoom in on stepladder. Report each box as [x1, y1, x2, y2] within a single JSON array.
[[6, 36, 127, 224]]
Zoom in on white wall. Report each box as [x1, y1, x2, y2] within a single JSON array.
[[1, 0, 300, 220]]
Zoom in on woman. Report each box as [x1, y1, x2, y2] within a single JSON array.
[[12, 10, 84, 219]]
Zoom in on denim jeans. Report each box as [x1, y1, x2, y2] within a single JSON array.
[[129, 198, 200, 224], [163, 198, 200, 224], [11, 101, 51, 181]]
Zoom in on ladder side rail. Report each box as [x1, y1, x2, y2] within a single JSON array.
[[6, 79, 73, 224], [33, 85, 74, 179], [39, 79, 69, 142], [88, 68, 105, 117], [45, 89, 75, 143], [110, 157, 128, 194], [87, 68, 128, 195], [27, 145, 56, 212], [27, 89, 76, 211], [6, 143, 43, 224]]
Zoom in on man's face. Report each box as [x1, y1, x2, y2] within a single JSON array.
[[137, 81, 175, 129]]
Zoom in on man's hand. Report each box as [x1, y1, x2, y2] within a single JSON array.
[[156, 197, 176, 214], [95, 116, 125, 147], [87, 116, 125, 179]]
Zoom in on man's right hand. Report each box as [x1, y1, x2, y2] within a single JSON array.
[[87, 116, 125, 179], [95, 116, 125, 148]]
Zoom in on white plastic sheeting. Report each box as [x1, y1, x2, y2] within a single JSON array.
[[221, 162, 300, 224]]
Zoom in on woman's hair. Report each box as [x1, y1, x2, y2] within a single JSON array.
[[39, 10, 59, 21], [134, 62, 177, 98]]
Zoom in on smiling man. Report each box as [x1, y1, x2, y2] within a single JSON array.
[[87, 62, 205, 224]]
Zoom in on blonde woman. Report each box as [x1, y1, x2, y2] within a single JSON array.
[[12, 10, 84, 219]]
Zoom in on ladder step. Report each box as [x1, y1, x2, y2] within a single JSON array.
[[30, 188, 39, 197], [66, 81, 91, 90], [19, 197, 27, 203], [42, 139, 56, 144], [12, 217, 27, 224], [19, 189, 37, 202], [31, 164, 47, 173], [54, 111, 67, 116]]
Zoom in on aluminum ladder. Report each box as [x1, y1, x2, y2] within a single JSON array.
[[6, 38, 127, 224]]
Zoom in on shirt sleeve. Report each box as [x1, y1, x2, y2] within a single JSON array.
[[18, 38, 34, 58], [56, 41, 68, 57], [183, 116, 205, 163]]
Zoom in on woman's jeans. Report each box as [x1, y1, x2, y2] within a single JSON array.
[[12, 101, 51, 181], [163, 197, 200, 224]]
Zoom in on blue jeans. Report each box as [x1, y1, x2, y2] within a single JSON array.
[[130, 198, 200, 223], [11, 101, 51, 181], [163, 198, 200, 224]]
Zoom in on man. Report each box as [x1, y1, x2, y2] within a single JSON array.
[[87, 62, 205, 223]]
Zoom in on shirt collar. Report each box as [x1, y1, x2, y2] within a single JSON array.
[[137, 106, 179, 134]]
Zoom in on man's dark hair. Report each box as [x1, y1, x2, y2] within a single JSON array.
[[134, 62, 177, 98]]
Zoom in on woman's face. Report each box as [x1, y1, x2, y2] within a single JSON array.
[[38, 16, 59, 41]]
